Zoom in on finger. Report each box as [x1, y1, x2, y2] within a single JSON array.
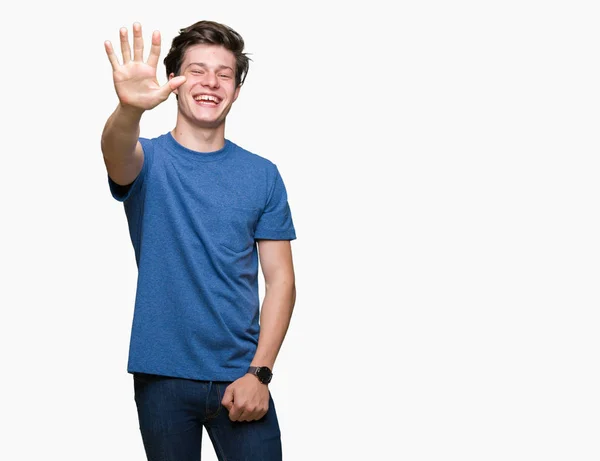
[[119, 27, 131, 63], [245, 409, 261, 422], [238, 409, 251, 422], [158, 76, 186, 101], [104, 41, 120, 70], [147, 30, 161, 68], [249, 405, 267, 421], [132, 22, 144, 62], [168, 76, 186, 91], [221, 385, 234, 408], [229, 405, 242, 422]]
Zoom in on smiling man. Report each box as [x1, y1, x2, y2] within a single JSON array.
[[101, 20, 297, 461]]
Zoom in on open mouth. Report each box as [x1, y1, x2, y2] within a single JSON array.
[[193, 94, 222, 107]]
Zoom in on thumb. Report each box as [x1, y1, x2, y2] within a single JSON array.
[[221, 385, 234, 410], [158, 75, 186, 100]]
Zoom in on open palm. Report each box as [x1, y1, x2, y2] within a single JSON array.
[[104, 22, 185, 111]]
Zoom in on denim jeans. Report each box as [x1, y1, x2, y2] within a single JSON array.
[[133, 373, 283, 461]]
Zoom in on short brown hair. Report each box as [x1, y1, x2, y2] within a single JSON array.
[[164, 20, 251, 87]]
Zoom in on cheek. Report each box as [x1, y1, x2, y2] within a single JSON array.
[[177, 77, 197, 95]]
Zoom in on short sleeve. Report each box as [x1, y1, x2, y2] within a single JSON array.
[[108, 138, 153, 202], [254, 165, 296, 241]]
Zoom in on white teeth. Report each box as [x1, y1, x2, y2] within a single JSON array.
[[194, 95, 219, 103]]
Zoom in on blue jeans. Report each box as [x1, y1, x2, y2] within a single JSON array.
[[133, 373, 283, 461]]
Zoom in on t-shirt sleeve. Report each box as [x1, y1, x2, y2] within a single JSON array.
[[108, 138, 152, 202], [254, 165, 297, 241]]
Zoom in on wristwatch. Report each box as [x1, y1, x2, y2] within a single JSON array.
[[247, 366, 273, 384]]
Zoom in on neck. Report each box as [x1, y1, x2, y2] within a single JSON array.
[[171, 116, 227, 152]]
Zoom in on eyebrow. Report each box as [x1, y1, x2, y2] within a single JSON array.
[[185, 62, 234, 72]]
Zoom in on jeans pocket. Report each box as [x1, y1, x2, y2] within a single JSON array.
[[133, 372, 160, 399]]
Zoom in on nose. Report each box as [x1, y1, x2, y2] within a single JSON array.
[[201, 71, 219, 89]]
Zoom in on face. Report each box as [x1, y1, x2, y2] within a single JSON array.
[[170, 44, 241, 129]]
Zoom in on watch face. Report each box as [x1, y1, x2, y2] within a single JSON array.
[[257, 367, 272, 383]]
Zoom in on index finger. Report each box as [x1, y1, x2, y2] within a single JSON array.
[[147, 30, 161, 68], [104, 41, 120, 70]]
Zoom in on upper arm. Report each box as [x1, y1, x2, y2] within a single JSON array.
[[254, 165, 296, 241], [257, 240, 295, 287], [104, 140, 144, 186]]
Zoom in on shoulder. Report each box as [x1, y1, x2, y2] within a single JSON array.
[[227, 140, 277, 171], [139, 133, 170, 150]]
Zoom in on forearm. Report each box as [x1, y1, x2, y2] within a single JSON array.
[[101, 104, 144, 165], [251, 280, 296, 370]]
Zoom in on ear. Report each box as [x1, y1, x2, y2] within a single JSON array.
[[169, 73, 179, 95]]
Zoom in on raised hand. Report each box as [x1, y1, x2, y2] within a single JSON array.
[[104, 22, 186, 112]]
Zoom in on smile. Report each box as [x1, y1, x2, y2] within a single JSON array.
[[193, 94, 222, 106]]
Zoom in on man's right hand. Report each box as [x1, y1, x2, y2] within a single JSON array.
[[104, 22, 186, 113]]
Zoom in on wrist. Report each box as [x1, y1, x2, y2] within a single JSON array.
[[117, 102, 145, 120], [247, 366, 273, 384]]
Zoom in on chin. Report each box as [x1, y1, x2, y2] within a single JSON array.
[[194, 117, 224, 129]]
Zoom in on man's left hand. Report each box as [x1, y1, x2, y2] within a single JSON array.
[[221, 374, 270, 422]]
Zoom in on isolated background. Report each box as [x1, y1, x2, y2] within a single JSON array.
[[1, 1, 598, 460]]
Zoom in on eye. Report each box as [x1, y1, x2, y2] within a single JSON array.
[[219, 74, 232, 79], [191, 70, 204, 75]]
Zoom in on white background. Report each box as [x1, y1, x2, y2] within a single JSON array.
[[1, 1, 599, 460]]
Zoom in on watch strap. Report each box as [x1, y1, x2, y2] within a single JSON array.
[[247, 366, 272, 384]]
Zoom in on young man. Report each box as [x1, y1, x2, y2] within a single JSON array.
[[102, 20, 296, 461]]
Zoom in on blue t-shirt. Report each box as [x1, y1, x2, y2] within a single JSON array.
[[108, 132, 296, 381]]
